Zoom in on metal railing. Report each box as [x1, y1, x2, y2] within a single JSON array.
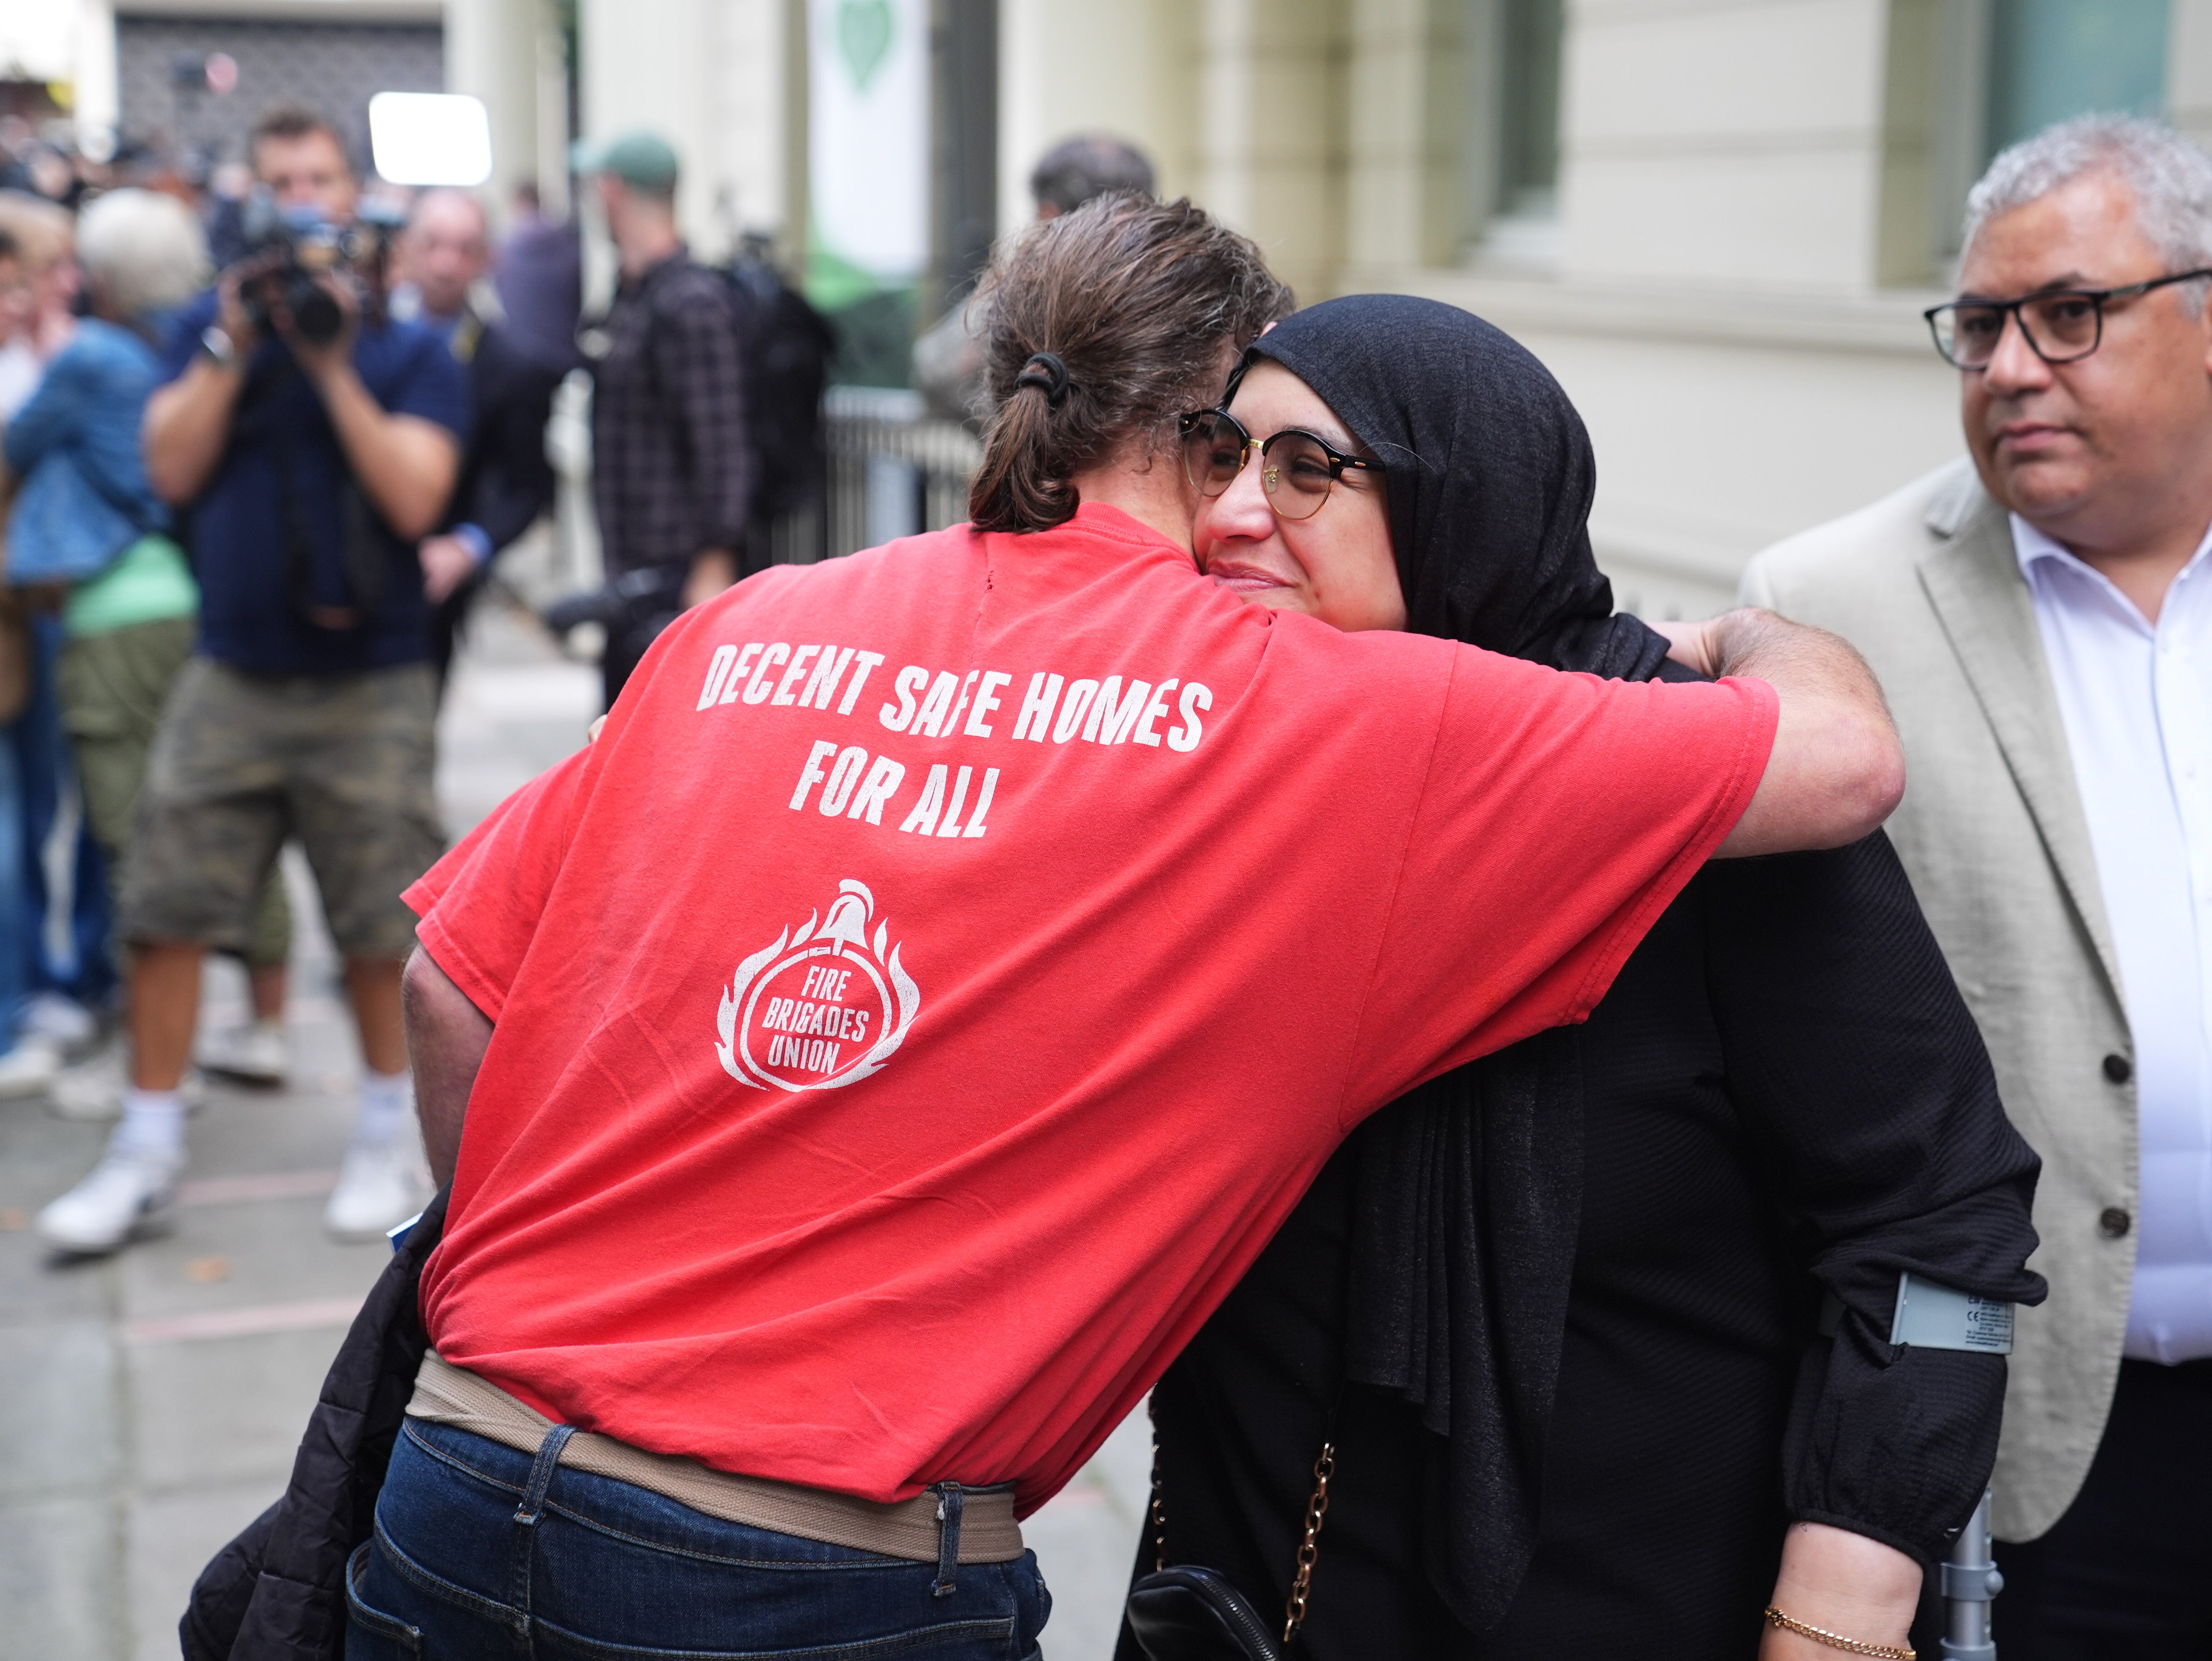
[[767, 386, 983, 567], [548, 378, 981, 577]]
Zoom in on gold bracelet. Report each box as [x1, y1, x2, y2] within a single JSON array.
[[1764, 1605, 1915, 1660]]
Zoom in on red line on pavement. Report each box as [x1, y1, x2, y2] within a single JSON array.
[[121, 1296, 363, 1346], [175, 1170, 339, 1207]]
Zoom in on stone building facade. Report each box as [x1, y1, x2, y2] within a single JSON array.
[[579, 0, 2212, 613], [38, 0, 2212, 610]]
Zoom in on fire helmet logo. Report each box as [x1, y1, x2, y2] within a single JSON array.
[[716, 879, 921, 1091]]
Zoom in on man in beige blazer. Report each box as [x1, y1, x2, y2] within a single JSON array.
[[1744, 115, 2212, 1656]]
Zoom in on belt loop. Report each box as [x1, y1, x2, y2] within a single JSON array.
[[931, 1482, 965, 1598], [510, 1423, 576, 1649], [516, 1424, 576, 1525]]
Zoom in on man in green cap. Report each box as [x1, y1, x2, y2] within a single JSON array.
[[570, 129, 750, 707]]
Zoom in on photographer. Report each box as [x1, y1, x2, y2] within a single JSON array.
[[35, 104, 467, 1254], [571, 131, 747, 707]]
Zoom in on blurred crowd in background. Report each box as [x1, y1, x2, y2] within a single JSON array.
[[0, 105, 588, 1242]]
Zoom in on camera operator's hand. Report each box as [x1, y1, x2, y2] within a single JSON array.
[[213, 245, 303, 362], [213, 263, 261, 358], [419, 534, 478, 604], [274, 271, 360, 386], [146, 258, 281, 505]]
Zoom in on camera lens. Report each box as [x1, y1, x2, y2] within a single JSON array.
[[288, 276, 344, 345]]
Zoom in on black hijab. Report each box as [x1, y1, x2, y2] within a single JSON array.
[[1244, 295, 1677, 1632]]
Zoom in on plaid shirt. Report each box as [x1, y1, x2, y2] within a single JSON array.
[[590, 251, 751, 579]]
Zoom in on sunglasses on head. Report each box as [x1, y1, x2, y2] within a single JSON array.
[[1177, 407, 1379, 522]]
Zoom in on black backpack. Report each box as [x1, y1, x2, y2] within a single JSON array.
[[716, 248, 836, 522]]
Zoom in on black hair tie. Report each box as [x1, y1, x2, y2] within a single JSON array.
[[1016, 351, 1073, 407]]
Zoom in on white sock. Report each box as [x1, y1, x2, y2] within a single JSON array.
[[354, 1068, 413, 1147], [117, 1088, 187, 1160]]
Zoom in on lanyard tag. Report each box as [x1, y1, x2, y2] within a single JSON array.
[[1890, 1272, 2014, 1354]]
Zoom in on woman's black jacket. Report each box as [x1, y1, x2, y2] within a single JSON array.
[[1122, 834, 2044, 1659]]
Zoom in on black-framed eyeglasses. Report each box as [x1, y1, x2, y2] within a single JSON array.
[[1924, 268, 2212, 369], [1177, 407, 1380, 522]]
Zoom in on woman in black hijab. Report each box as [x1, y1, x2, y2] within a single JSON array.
[[1115, 296, 2045, 1659]]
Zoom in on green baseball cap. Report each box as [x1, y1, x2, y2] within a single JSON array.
[[570, 129, 680, 192]]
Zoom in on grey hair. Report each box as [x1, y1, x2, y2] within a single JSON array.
[[1964, 115, 2212, 308], [407, 187, 489, 240], [76, 189, 209, 320]]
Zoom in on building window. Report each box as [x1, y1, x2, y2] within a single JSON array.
[[1464, 0, 1565, 267], [1879, 0, 2173, 284], [1498, 0, 1563, 220], [1986, 0, 2170, 157]]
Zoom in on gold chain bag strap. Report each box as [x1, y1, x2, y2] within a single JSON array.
[[1123, 1395, 1336, 1661], [1278, 1442, 1336, 1646]]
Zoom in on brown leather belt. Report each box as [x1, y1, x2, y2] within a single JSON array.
[[405, 1351, 1024, 1564]]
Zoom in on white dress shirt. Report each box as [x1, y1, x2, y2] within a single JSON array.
[[2014, 512, 2212, 1363]]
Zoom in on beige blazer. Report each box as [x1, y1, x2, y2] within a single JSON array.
[[1741, 459, 2138, 1543]]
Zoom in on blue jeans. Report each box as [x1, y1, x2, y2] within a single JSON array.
[[0, 728, 25, 1034], [349, 1420, 1051, 1659], [14, 612, 114, 1009]]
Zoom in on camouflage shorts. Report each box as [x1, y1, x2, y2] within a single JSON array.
[[119, 656, 445, 961], [58, 619, 292, 969]]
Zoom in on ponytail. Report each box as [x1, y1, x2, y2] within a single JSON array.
[[971, 373, 1081, 532], [966, 196, 1293, 534]]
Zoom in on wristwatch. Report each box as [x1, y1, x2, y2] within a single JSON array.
[[199, 324, 240, 372]]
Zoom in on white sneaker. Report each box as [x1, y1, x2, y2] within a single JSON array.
[[0, 1036, 61, 1100], [37, 1140, 183, 1253], [195, 1019, 288, 1086], [16, 992, 99, 1056], [324, 1135, 428, 1241], [50, 1048, 207, 1123]]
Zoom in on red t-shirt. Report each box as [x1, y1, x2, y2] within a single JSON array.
[[407, 503, 1774, 1514]]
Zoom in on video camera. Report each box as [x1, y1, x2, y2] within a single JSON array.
[[234, 192, 400, 346], [543, 566, 688, 639]]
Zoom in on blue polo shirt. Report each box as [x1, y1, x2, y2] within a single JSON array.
[[159, 292, 472, 675]]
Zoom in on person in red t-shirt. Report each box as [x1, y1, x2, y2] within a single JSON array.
[[358, 198, 1904, 1659]]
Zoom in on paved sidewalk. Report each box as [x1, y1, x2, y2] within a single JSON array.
[[0, 603, 1144, 1661]]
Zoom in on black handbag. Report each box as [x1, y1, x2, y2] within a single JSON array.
[[1125, 1566, 1288, 1661], [1122, 1400, 1336, 1661]]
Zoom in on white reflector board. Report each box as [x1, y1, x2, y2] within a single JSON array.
[[369, 93, 493, 187]]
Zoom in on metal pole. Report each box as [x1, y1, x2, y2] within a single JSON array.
[[1940, 1489, 2002, 1660]]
